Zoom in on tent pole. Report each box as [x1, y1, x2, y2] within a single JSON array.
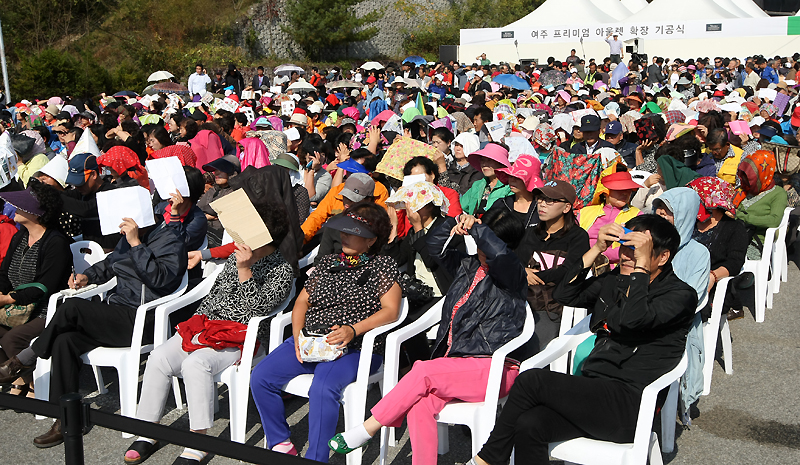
[[0, 17, 10, 104]]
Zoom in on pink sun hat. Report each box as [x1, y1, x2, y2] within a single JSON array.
[[496, 154, 544, 192], [467, 143, 511, 172]]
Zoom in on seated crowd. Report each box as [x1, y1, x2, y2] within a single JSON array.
[[0, 51, 796, 465]]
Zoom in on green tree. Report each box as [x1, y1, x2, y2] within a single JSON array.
[[283, 0, 383, 60], [396, 0, 544, 57], [11, 48, 112, 99]]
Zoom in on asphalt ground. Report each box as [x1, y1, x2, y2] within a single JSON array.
[[1, 261, 799, 465]]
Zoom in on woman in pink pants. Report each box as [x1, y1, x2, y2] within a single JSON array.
[[329, 207, 529, 464]]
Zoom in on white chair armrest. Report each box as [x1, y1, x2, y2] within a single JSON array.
[[240, 315, 272, 372], [130, 273, 189, 354], [634, 353, 688, 443], [268, 310, 294, 353], [484, 305, 535, 408], [382, 300, 443, 396], [154, 268, 224, 346], [519, 315, 593, 372], [45, 277, 118, 324], [299, 246, 320, 269]]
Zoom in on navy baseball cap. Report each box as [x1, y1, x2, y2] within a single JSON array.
[[66, 153, 99, 186], [579, 114, 601, 132], [605, 121, 623, 135]]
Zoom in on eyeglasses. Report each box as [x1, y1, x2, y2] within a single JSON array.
[[536, 196, 566, 206], [55, 131, 68, 136]]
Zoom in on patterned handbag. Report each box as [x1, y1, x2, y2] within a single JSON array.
[[0, 282, 48, 328]]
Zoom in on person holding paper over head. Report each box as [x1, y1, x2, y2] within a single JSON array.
[[152, 165, 208, 252], [123, 196, 293, 465], [250, 203, 401, 461], [58, 153, 123, 250], [0, 185, 188, 448]]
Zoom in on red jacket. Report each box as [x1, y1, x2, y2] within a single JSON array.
[[176, 314, 253, 354], [0, 215, 18, 265]]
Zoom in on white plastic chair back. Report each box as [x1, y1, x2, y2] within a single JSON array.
[[702, 276, 733, 396], [768, 207, 793, 304], [70, 240, 106, 275]]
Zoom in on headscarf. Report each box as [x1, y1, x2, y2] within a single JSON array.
[[98, 146, 148, 188], [687, 176, 735, 222], [189, 130, 224, 168], [450, 112, 474, 133], [151, 144, 198, 168], [734, 149, 777, 206], [532, 123, 556, 150], [238, 137, 271, 170], [657, 156, 700, 190], [385, 181, 450, 215], [452, 132, 480, 158], [368, 99, 389, 122], [665, 123, 696, 142], [760, 103, 778, 118]]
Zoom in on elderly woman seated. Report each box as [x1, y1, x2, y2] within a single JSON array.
[[122, 199, 293, 465], [250, 203, 400, 461]]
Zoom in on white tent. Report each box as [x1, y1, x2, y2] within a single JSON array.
[[506, 0, 617, 28], [730, 0, 769, 17], [624, 0, 740, 22], [590, 0, 633, 21], [712, 0, 755, 17], [621, 0, 648, 13]]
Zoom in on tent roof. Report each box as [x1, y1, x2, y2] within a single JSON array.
[[730, 0, 768, 17], [506, 0, 617, 28], [624, 0, 740, 23], [712, 0, 755, 17], [621, 0, 648, 13], [590, 0, 633, 21]]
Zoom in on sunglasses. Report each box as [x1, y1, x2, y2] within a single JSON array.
[[55, 130, 68, 135]]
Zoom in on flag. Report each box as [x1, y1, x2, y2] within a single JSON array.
[[416, 92, 426, 116]]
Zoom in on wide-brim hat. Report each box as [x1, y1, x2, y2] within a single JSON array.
[[601, 171, 641, 191], [289, 113, 308, 126], [496, 154, 544, 192], [272, 153, 301, 171], [0, 187, 45, 217], [467, 144, 511, 172]]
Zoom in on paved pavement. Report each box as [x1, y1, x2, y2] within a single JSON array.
[[1, 262, 799, 465]]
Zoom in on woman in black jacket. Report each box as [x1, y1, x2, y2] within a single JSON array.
[[329, 208, 527, 464], [0, 181, 70, 398], [470, 214, 696, 465], [687, 177, 749, 320], [487, 153, 542, 235], [514, 180, 590, 354]]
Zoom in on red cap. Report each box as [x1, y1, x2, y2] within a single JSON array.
[[293, 108, 307, 115], [366, 76, 377, 84], [228, 94, 239, 103], [601, 171, 641, 191]]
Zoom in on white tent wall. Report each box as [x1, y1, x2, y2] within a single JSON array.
[[712, 0, 756, 17], [460, 36, 800, 67], [589, 0, 633, 21], [506, 0, 617, 28], [621, 0, 648, 13]]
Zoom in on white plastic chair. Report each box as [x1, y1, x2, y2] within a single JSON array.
[[378, 301, 534, 463], [520, 316, 688, 465], [551, 306, 589, 374], [33, 241, 115, 410], [154, 270, 298, 443], [741, 220, 777, 322], [768, 207, 792, 305], [298, 245, 320, 269], [270, 298, 408, 465], [702, 277, 733, 396]]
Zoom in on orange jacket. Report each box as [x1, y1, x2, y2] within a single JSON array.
[[301, 181, 389, 243]]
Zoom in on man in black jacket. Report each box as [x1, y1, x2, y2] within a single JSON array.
[[473, 214, 696, 465], [570, 115, 614, 155], [646, 56, 666, 86], [0, 218, 188, 448]]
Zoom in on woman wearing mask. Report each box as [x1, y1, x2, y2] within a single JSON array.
[[446, 132, 483, 195]]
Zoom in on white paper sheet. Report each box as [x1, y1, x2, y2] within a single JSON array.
[[758, 88, 778, 102], [145, 157, 189, 199], [486, 120, 506, 143], [281, 100, 296, 116], [96, 186, 156, 236], [402, 174, 426, 186]]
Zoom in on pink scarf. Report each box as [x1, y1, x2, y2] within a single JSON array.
[[238, 137, 271, 170]]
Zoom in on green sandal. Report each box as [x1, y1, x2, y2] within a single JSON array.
[[328, 433, 370, 454]]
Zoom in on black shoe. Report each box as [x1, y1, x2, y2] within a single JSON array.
[[0, 356, 35, 385], [125, 440, 161, 464]]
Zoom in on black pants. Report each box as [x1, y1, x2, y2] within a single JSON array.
[[31, 299, 137, 401], [478, 370, 642, 465], [610, 54, 621, 64]]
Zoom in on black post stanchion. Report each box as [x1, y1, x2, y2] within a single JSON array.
[[60, 393, 85, 465]]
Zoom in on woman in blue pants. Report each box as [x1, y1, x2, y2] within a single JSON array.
[[250, 203, 401, 461]]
